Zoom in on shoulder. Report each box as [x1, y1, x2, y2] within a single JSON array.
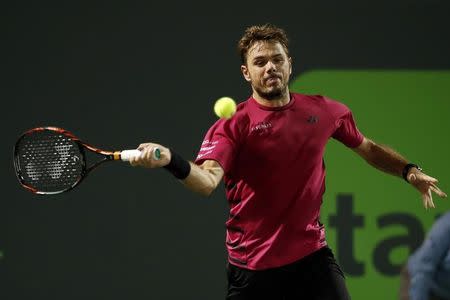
[[226, 99, 251, 127], [207, 99, 251, 136], [292, 93, 351, 117]]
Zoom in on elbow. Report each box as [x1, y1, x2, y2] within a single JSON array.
[[356, 138, 377, 162], [192, 178, 219, 197], [185, 162, 223, 197], [198, 171, 221, 197], [204, 179, 221, 197]]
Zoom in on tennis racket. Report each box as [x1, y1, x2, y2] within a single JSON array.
[[13, 126, 160, 195]]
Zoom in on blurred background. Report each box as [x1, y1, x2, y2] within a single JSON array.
[[2, 1, 450, 299]]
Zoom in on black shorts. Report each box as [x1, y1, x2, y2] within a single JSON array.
[[226, 247, 350, 300]]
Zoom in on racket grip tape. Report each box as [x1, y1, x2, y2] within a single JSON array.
[[118, 148, 161, 161]]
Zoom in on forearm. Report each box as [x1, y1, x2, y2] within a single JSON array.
[[356, 139, 408, 177], [354, 137, 447, 208], [129, 144, 224, 196]]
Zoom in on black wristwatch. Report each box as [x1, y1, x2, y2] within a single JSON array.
[[402, 163, 422, 183]]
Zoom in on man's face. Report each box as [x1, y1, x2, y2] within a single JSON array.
[[241, 41, 292, 100]]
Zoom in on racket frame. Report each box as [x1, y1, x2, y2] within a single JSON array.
[[14, 126, 119, 195]]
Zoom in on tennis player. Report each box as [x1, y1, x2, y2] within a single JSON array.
[[130, 24, 447, 299]]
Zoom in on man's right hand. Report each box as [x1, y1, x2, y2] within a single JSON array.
[[129, 143, 171, 168]]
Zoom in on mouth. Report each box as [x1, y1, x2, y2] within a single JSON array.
[[265, 76, 281, 85]]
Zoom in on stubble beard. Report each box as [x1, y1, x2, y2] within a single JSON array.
[[254, 82, 288, 101]]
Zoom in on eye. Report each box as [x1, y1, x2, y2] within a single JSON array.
[[273, 57, 284, 64], [254, 60, 266, 67]]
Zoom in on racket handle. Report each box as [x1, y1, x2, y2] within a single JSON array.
[[119, 148, 161, 161], [120, 150, 141, 161]]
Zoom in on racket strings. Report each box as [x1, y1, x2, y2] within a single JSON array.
[[16, 131, 84, 193]]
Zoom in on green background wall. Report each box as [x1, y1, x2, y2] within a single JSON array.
[[292, 70, 450, 299]]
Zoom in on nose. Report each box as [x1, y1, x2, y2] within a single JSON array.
[[265, 61, 276, 73]]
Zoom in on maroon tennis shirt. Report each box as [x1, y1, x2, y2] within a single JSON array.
[[195, 93, 364, 270]]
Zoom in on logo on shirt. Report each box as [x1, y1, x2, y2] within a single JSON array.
[[250, 121, 272, 134], [196, 140, 219, 159], [307, 115, 319, 124]]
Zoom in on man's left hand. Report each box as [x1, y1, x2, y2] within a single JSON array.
[[407, 169, 447, 209]]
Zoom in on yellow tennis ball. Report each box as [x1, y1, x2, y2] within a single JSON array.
[[214, 97, 236, 119]]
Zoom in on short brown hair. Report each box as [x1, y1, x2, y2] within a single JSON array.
[[237, 24, 289, 64]]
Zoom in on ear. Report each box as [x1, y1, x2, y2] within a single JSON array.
[[241, 65, 251, 82], [288, 57, 292, 75]]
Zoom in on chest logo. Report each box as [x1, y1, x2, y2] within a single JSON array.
[[307, 115, 319, 124], [250, 121, 273, 134]]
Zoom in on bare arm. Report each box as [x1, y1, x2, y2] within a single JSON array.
[[182, 160, 224, 196], [352, 137, 408, 177], [353, 137, 447, 208], [129, 142, 224, 197]]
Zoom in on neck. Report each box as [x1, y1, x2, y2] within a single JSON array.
[[252, 89, 290, 107]]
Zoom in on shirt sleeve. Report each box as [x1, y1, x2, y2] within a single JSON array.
[[408, 213, 450, 300], [194, 118, 239, 174], [332, 108, 364, 148]]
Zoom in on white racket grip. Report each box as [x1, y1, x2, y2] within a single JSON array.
[[120, 147, 161, 161], [120, 150, 141, 161]]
